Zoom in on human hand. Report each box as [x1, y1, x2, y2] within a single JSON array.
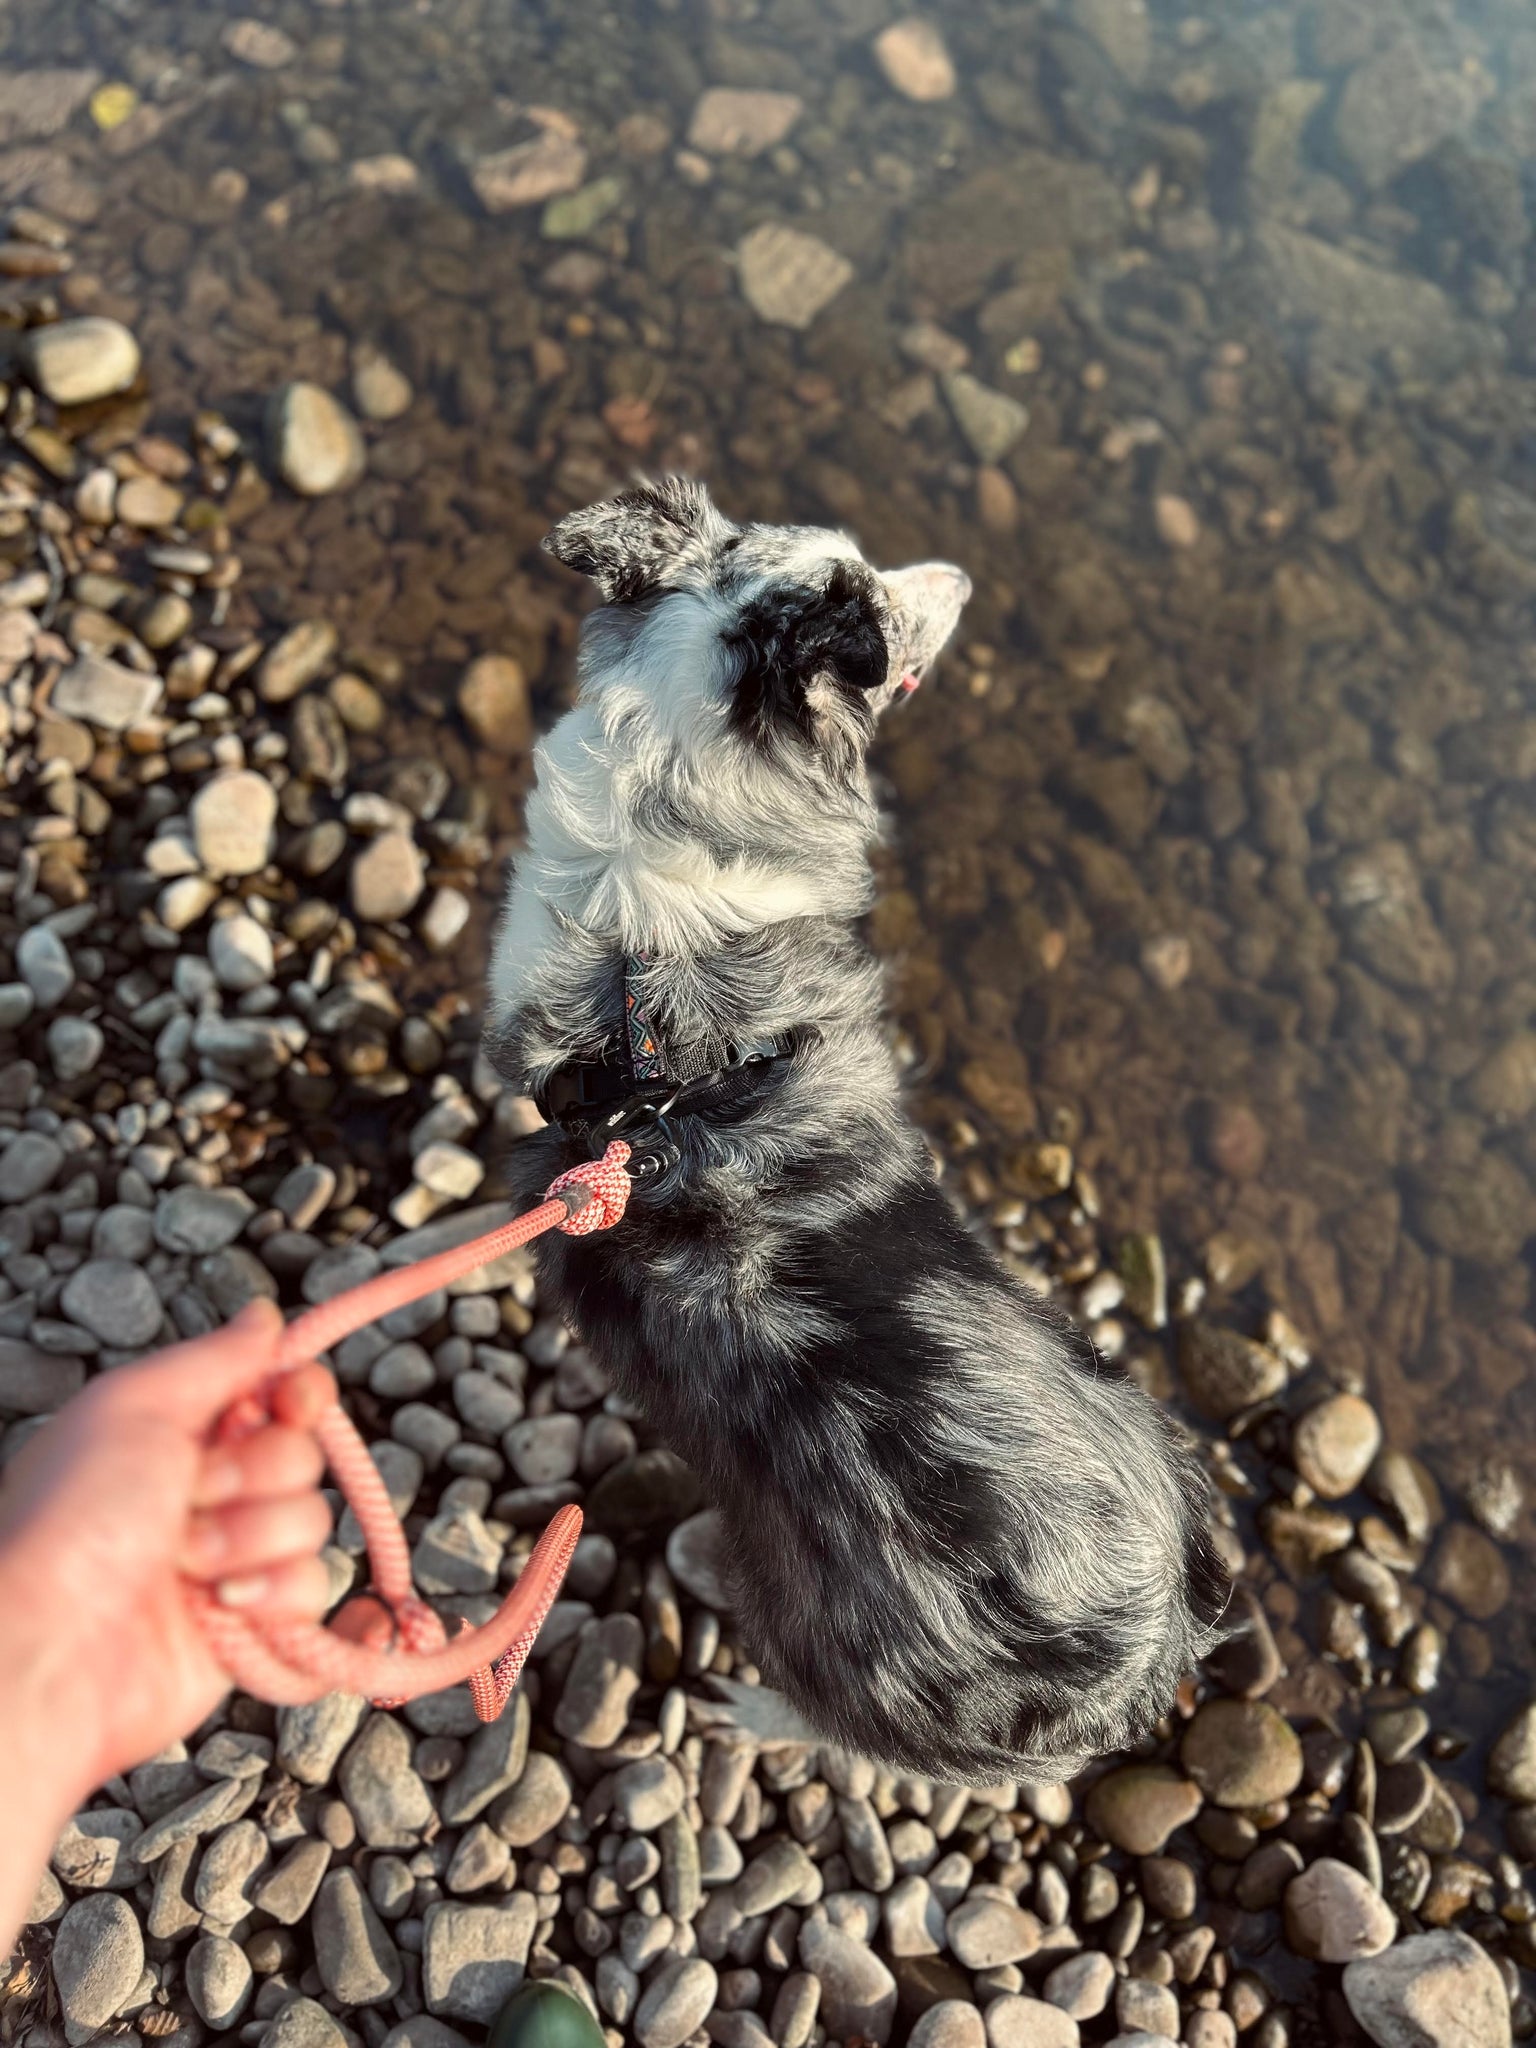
[[0, 1302, 337, 1804]]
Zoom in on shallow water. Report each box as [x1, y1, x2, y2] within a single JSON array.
[[7, 0, 1536, 1760]]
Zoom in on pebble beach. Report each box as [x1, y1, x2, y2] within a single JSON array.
[[2, 3, 1536, 2047]]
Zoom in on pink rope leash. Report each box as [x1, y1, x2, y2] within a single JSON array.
[[186, 1142, 633, 1722]]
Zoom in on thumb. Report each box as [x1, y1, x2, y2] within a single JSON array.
[[113, 1299, 288, 1429]]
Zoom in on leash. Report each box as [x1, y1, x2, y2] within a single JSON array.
[[186, 1142, 634, 1723]]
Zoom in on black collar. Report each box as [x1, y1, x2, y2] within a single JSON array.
[[535, 951, 801, 1179]]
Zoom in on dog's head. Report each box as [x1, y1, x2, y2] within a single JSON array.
[[543, 477, 970, 763]]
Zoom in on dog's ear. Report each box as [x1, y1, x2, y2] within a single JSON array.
[[542, 476, 733, 602], [726, 562, 891, 747]]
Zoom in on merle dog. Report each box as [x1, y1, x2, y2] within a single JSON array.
[[485, 477, 1228, 1779]]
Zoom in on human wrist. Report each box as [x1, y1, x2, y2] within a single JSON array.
[[0, 1534, 100, 1814]]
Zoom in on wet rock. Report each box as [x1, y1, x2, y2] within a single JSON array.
[[352, 343, 414, 422], [459, 654, 531, 756], [312, 1868, 404, 2005], [943, 373, 1029, 463], [191, 769, 277, 878], [1177, 1322, 1287, 1420], [1343, 1927, 1511, 2048], [1153, 495, 1201, 549], [52, 651, 161, 731], [352, 829, 426, 923], [422, 1897, 539, 2021], [1085, 1765, 1201, 1854], [737, 224, 853, 330], [258, 619, 338, 705], [1284, 1858, 1396, 1962], [1292, 1394, 1382, 1499], [543, 177, 624, 239], [687, 89, 802, 156], [61, 1257, 164, 1347], [798, 1917, 897, 2046], [1489, 1704, 1536, 1803], [268, 382, 366, 497], [873, 19, 957, 101], [223, 18, 297, 66], [1336, 39, 1476, 191], [472, 129, 587, 212], [51, 1892, 144, 2030], [1256, 223, 1477, 375], [1427, 1522, 1510, 1619], [1414, 1155, 1536, 1268], [24, 317, 140, 405], [1071, 0, 1152, 82], [635, 1958, 719, 2048]]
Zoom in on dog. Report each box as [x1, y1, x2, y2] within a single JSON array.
[[484, 477, 1228, 1780]]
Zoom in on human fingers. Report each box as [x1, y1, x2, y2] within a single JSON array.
[[180, 1490, 333, 1582], [194, 1424, 324, 1508], [268, 1363, 337, 1433], [104, 1300, 287, 1430], [212, 1552, 334, 1617]]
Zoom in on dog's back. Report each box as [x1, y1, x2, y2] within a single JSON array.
[[489, 478, 1229, 1778]]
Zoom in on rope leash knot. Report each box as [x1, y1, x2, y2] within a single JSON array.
[[190, 1142, 632, 1722]]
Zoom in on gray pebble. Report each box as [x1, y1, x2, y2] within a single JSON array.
[[797, 1917, 896, 2046], [16, 924, 74, 1008], [0, 1131, 63, 1200], [421, 1896, 538, 2022], [311, 1867, 404, 2004], [185, 1933, 253, 2027], [490, 1750, 572, 1846], [613, 1755, 687, 1832], [635, 1957, 719, 2048], [193, 1818, 270, 1923], [339, 1712, 435, 1848], [277, 1692, 367, 1786], [371, 1340, 438, 1400], [252, 1838, 333, 1924], [51, 1892, 144, 2029], [52, 1808, 145, 1890], [46, 1015, 104, 1082], [92, 1204, 156, 1260], [440, 1692, 532, 1825], [262, 1996, 352, 2048], [60, 1257, 164, 1347], [555, 1613, 644, 1746], [154, 1184, 255, 1254], [503, 1411, 582, 1484]]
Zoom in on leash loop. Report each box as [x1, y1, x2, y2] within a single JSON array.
[[188, 1142, 633, 1721]]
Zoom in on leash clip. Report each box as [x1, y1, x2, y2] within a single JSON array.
[[597, 1088, 683, 1183]]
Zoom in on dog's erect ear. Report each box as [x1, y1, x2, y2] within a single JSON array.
[[542, 477, 734, 602], [726, 562, 891, 748]]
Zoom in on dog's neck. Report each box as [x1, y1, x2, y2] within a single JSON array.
[[487, 658, 883, 1092]]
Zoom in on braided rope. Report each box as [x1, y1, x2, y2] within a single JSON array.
[[188, 1142, 631, 1720]]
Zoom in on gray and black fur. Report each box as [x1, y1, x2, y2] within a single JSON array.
[[486, 478, 1229, 1781]]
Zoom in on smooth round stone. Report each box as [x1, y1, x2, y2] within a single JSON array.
[[61, 1257, 164, 1347], [1292, 1394, 1382, 1499], [46, 1014, 104, 1082], [1489, 1703, 1536, 1801], [487, 1981, 606, 2048], [352, 344, 415, 422], [872, 17, 957, 100], [947, 1898, 1042, 1970], [666, 1508, 732, 1609], [1177, 1322, 1287, 1420], [352, 829, 426, 923], [268, 380, 366, 496], [797, 1919, 896, 2045], [1084, 1766, 1202, 1854], [338, 1711, 434, 1848], [633, 1958, 718, 2048], [910, 2001, 986, 2048], [1181, 1701, 1302, 1808], [458, 654, 531, 757], [982, 1996, 1081, 2048], [1427, 1522, 1511, 1620], [490, 1750, 572, 1846], [185, 1933, 253, 2027], [1043, 1951, 1114, 2019], [154, 1184, 255, 1255], [311, 1867, 404, 2004], [117, 475, 184, 528], [1283, 1858, 1396, 1962], [504, 1413, 581, 1485], [612, 1756, 686, 1832], [51, 1892, 144, 2028], [0, 1130, 64, 1200], [24, 317, 140, 404], [16, 923, 74, 1007], [1342, 1927, 1510, 2048], [258, 618, 338, 704], [191, 769, 277, 877], [209, 912, 275, 990]]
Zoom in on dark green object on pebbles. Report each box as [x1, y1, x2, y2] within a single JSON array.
[[486, 1983, 606, 2048]]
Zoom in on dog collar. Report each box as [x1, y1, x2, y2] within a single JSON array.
[[535, 951, 800, 1173]]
